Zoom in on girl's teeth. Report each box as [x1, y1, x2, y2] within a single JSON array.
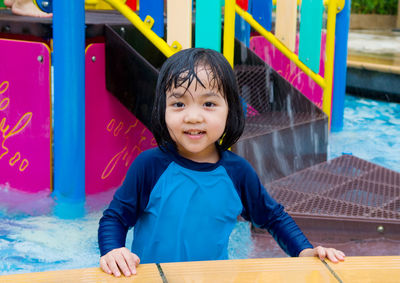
[[187, 131, 203, 135]]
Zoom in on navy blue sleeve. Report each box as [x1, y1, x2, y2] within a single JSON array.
[[224, 153, 313, 257], [98, 148, 170, 256]]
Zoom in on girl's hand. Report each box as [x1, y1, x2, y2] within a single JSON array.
[[299, 246, 345, 263], [100, 247, 140, 277]]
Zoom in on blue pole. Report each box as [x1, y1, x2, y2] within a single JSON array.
[[251, 0, 272, 31], [235, 15, 251, 47], [53, 0, 86, 202], [139, 0, 164, 37], [331, 0, 350, 132], [235, 0, 252, 47]]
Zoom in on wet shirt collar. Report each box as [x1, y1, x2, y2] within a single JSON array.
[[164, 143, 224, 172]]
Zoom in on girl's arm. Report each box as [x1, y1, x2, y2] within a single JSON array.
[[98, 194, 139, 277], [98, 156, 146, 276], [237, 161, 312, 256], [98, 148, 171, 276], [237, 159, 345, 261], [98, 149, 158, 256]]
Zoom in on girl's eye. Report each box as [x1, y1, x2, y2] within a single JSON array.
[[204, 102, 216, 107], [173, 102, 185, 108]]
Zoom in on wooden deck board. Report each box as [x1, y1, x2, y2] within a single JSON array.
[[1, 256, 399, 282], [347, 59, 400, 75], [161, 257, 337, 282], [0, 265, 162, 283]]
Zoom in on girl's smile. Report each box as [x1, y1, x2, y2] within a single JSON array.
[[183, 129, 206, 139], [165, 66, 228, 163]]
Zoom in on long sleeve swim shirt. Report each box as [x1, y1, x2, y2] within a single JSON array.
[[98, 145, 313, 263]]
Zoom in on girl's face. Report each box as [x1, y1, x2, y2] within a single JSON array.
[[165, 66, 228, 163]]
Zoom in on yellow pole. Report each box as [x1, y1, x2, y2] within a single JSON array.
[[103, 0, 179, 58], [322, 0, 337, 121], [223, 0, 236, 67], [235, 5, 326, 89]]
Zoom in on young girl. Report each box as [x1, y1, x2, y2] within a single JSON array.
[[98, 48, 345, 277]]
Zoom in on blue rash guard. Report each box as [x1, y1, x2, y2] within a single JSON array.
[[98, 145, 313, 263]]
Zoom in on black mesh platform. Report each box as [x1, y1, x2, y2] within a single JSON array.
[[266, 155, 400, 240], [232, 44, 328, 185]]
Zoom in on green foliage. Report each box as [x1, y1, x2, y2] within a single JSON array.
[[351, 0, 398, 15]]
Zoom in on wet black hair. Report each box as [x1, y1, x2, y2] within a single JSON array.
[[151, 48, 245, 151]]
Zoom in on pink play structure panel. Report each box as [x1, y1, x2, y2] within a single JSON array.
[[0, 39, 51, 193], [85, 43, 156, 194], [250, 33, 326, 108]]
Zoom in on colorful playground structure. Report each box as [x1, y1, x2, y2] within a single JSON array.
[[0, 0, 350, 198], [1, 0, 400, 280]]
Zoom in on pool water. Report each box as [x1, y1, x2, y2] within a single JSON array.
[[1, 95, 399, 275], [329, 95, 400, 173], [0, 190, 107, 275]]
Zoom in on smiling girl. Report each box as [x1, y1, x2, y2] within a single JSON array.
[[98, 48, 344, 277]]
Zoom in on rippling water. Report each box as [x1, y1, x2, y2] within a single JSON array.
[[0, 190, 107, 275], [1, 95, 399, 275], [329, 95, 400, 173]]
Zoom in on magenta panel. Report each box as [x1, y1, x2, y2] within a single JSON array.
[[250, 33, 326, 108], [0, 39, 51, 193], [85, 43, 156, 195]]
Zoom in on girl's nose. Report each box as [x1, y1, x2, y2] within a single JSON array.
[[183, 107, 204, 123]]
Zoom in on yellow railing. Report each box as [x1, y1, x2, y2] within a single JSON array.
[[101, 0, 338, 120], [103, 0, 181, 58], [322, 0, 338, 119], [223, 0, 236, 68], [232, 1, 340, 120], [233, 4, 326, 89]]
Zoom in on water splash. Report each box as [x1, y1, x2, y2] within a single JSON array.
[[0, 187, 114, 275]]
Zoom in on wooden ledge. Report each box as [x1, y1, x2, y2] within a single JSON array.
[[1, 256, 399, 282], [348, 59, 400, 75]]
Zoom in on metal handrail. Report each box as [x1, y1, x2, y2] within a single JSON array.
[[104, 0, 337, 119], [234, 1, 339, 119], [103, 0, 181, 58], [322, 0, 338, 119], [234, 4, 326, 90]]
